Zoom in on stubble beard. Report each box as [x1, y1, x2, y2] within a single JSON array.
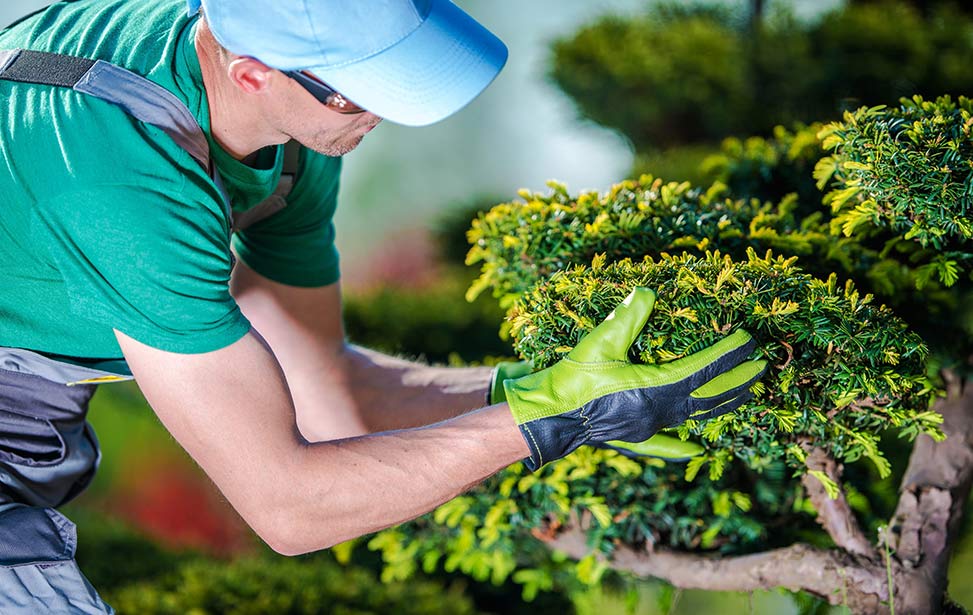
[[300, 118, 376, 157]]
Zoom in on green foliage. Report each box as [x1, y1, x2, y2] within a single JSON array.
[[815, 96, 973, 361], [105, 555, 480, 615], [508, 251, 941, 475], [549, 1, 973, 151], [701, 123, 828, 215], [369, 252, 941, 594], [809, 2, 973, 111], [549, 6, 749, 148], [466, 176, 844, 308], [817, 95, 973, 272]]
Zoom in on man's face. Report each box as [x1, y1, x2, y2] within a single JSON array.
[[275, 75, 383, 157]]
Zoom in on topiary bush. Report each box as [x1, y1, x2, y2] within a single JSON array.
[[816, 95, 973, 287], [700, 123, 827, 214], [367, 94, 973, 605], [465, 176, 853, 308], [368, 249, 942, 599], [508, 250, 941, 476], [549, 6, 749, 148]]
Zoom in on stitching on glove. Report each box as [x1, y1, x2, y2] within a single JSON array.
[[563, 358, 629, 369], [579, 404, 593, 439], [521, 424, 544, 468]]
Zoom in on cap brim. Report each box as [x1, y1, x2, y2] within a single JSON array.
[[308, 0, 507, 127]]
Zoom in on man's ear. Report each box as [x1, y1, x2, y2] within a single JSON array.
[[227, 57, 275, 95]]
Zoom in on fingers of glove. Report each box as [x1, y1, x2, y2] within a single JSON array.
[[569, 287, 656, 363], [663, 329, 756, 391], [601, 434, 704, 460], [688, 390, 754, 422], [689, 359, 768, 404]]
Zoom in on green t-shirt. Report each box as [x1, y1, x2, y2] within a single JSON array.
[[0, 0, 342, 369]]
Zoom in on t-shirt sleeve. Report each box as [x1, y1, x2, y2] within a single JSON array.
[[231, 150, 342, 288], [33, 180, 251, 354]]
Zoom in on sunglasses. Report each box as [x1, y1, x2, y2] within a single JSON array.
[[284, 70, 367, 115]]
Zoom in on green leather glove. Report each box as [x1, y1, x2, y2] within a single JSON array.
[[599, 434, 705, 461], [493, 360, 704, 461], [504, 287, 766, 471]]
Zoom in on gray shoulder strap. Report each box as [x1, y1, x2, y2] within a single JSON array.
[[232, 140, 303, 232], [0, 49, 210, 169]]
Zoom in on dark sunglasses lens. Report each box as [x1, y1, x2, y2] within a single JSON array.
[[287, 71, 365, 114]]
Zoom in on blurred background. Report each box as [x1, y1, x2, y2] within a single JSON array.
[[3, 0, 973, 612]]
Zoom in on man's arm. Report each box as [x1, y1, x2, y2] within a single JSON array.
[[116, 328, 529, 555], [229, 260, 494, 440]]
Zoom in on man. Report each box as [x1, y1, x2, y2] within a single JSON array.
[[0, 0, 765, 611]]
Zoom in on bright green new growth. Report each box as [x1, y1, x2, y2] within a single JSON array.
[[509, 251, 941, 476], [816, 95, 973, 288], [466, 176, 840, 308]]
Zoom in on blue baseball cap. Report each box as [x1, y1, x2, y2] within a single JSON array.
[[187, 0, 507, 126]]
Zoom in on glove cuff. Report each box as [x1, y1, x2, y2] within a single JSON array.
[[488, 360, 534, 405], [517, 411, 588, 471]]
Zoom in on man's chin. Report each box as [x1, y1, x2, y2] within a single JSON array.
[[304, 134, 365, 157]]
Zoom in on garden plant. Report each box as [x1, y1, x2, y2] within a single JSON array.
[[361, 96, 973, 614]]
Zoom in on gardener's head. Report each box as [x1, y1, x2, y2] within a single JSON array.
[[189, 0, 507, 156]]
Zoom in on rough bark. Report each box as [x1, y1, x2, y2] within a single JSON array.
[[537, 377, 973, 614], [886, 374, 973, 613], [801, 445, 878, 561]]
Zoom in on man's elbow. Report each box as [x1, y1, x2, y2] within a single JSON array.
[[242, 470, 346, 556], [249, 511, 342, 557]]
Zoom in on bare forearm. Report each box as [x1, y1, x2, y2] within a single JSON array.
[[272, 402, 527, 554], [342, 345, 493, 431]]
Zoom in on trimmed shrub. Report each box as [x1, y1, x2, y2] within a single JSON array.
[[550, 7, 749, 148], [368, 251, 941, 592], [815, 95, 973, 361], [465, 177, 844, 308], [701, 123, 827, 213]]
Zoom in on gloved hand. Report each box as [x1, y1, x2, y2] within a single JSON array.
[[488, 360, 534, 405], [504, 287, 766, 471], [492, 359, 704, 461]]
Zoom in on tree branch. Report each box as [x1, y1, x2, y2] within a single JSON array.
[[801, 445, 878, 561], [541, 515, 888, 612]]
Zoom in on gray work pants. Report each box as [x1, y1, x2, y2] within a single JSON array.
[[0, 366, 115, 613]]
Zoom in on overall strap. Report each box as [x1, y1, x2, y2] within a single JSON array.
[[232, 140, 302, 231], [0, 49, 211, 170]]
